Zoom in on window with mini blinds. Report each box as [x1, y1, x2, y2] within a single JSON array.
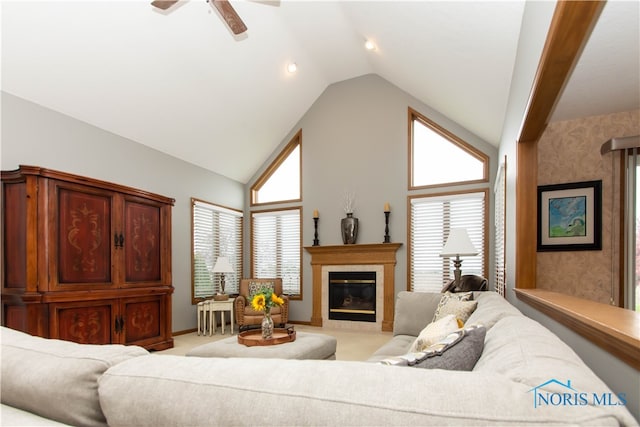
[[192, 199, 242, 303], [408, 108, 490, 292], [251, 208, 301, 297]]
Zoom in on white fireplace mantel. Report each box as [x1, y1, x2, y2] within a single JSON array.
[[304, 243, 402, 332]]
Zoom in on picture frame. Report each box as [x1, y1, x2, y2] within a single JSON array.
[[537, 180, 602, 252]]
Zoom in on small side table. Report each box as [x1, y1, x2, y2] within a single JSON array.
[[197, 300, 211, 336], [208, 298, 235, 335]]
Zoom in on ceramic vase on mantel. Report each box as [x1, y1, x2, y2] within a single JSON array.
[[341, 212, 359, 244], [261, 310, 274, 339]]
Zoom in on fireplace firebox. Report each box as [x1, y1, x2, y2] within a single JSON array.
[[328, 271, 376, 322]]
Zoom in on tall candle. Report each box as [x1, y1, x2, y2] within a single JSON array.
[[384, 202, 390, 212], [313, 209, 319, 218]]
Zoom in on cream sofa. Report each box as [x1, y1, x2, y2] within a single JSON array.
[[1, 291, 638, 426]]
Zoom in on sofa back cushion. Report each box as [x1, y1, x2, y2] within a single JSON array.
[[392, 291, 443, 336], [473, 316, 631, 417], [1, 326, 148, 427], [464, 291, 522, 329], [99, 353, 635, 426]]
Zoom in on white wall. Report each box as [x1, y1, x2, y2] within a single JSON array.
[[1, 91, 245, 333], [498, 2, 640, 420], [245, 73, 498, 323]]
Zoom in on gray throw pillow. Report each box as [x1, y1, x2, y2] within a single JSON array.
[[413, 325, 486, 371]]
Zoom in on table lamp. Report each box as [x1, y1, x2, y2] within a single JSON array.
[[212, 256, 234, 301], [439, 228, 478, 289]]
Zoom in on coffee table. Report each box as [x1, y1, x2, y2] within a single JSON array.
[[186, 331, 336, 360]]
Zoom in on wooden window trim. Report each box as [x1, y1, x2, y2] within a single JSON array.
[[408, 107, 489, 191], [250, 130, 302, 207], [515, 0, 640, 370]]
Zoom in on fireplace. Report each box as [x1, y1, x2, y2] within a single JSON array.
[[328, 271, 376, 322], [305, 243, 402, 332]]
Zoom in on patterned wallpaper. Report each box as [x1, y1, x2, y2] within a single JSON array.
[[537, 109, 639, 304]]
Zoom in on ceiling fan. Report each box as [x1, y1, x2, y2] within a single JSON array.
[[151, 0, 247, 35]]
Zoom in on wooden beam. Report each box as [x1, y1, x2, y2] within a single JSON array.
[[518, 0, 606, 144], [516, 1, 605, 290]]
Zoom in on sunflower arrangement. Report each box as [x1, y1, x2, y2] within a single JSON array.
[[250, 286, 285, 314]]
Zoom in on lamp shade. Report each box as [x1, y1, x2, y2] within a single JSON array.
[[439, 228, 478, 257], [212, 256, 234, 273]]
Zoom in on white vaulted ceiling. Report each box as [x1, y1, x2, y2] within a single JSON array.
[[2, 1, 638, 183]]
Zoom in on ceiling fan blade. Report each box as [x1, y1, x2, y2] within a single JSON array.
[[211, 0, 248, 35], [151, 0, 179, 10]]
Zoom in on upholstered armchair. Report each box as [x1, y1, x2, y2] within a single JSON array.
[[440, 274, 488, 293], [235, 278, 289, 330]]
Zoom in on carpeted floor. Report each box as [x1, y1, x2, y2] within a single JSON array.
[[157, 324, 392, 361]]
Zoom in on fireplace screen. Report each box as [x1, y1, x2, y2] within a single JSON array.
[[328, 271, 376, 322]]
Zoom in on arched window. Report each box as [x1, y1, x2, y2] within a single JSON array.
[[409, 108, 488, 190], [251, 131, 301, 205]]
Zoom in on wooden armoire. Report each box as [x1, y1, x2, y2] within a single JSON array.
[[1, 165, 174, 350]]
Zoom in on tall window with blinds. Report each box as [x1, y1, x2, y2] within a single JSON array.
[[251, 208, 301, 298], [410, 191, 487, 293], [192, 198, 243, 303], [494, 160, 507, 297]]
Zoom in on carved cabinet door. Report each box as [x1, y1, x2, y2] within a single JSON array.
[[51, 181, 116, 290], [49, 299, 118, 345], [120, 294, 168, 347], [121, 196, 165, 286]]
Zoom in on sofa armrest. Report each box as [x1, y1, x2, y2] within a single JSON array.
[[234, 296, 246, 325], [280, 295, 290, 324]]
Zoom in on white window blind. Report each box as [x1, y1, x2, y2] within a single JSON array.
[[494, 161, 506, 297], [252, 209, 301, 296], [493, 163, 507, 296], [192, 199, 242, 300], [410, 191, 486, 293]]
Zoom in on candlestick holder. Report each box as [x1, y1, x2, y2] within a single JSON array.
[[313, 217, 320, 246], [383, 211, 391, 243]]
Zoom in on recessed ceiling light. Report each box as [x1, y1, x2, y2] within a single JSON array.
[[364, 40, 376, 51], [287, 62, 298, 73]]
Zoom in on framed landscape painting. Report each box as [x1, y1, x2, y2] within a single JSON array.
[[537, 180, 602, 252]]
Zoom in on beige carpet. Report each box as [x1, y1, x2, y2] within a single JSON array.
[[157, 324, 392, 361]]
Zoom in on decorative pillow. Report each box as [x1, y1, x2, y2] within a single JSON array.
[[432, 293, 478, 323], [413, 325, 486, 371], [247, 281, 275, 300], [448, 291, 473, 301], [408, 314, 459, 353]]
